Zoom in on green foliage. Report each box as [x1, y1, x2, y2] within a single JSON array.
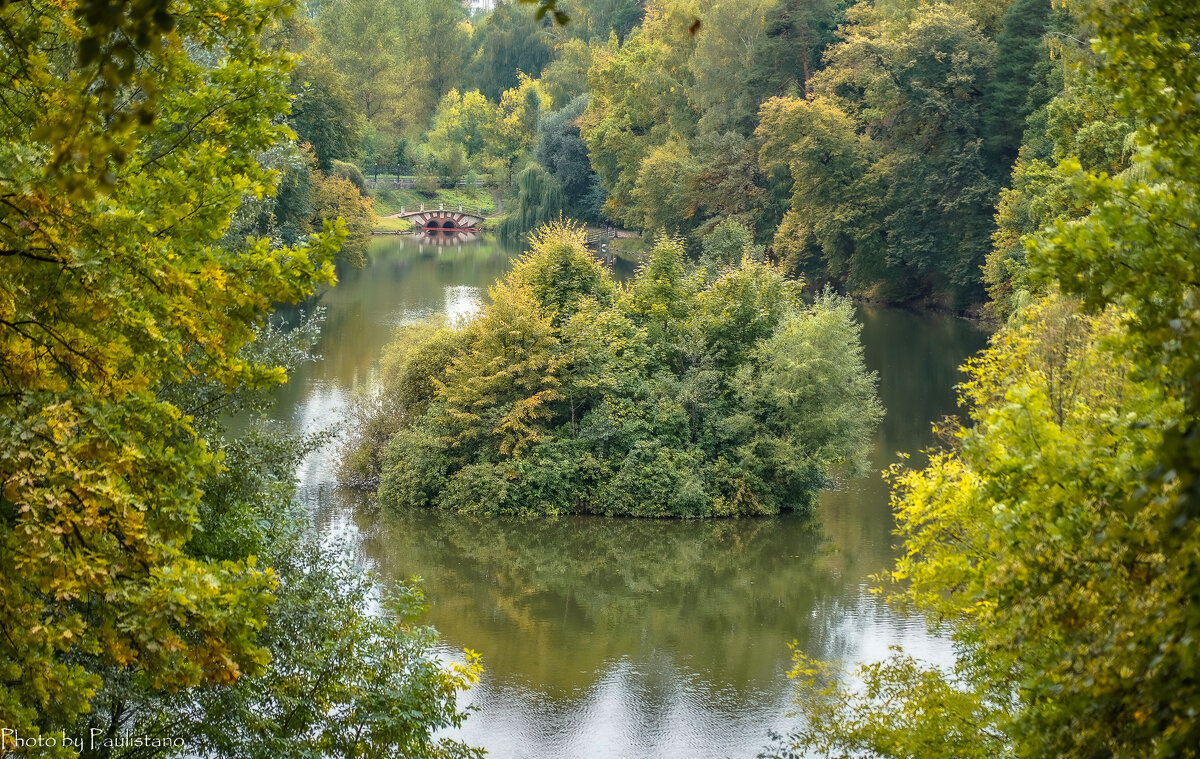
[[757, 94, 877, 284], [312, 171, 376, 266], [260, 146, 375, 265], [421, 76, 548, 180], [179, 553, 483, 759], [536, 95, 601, 218], [759, 2, 998, 304], [518, 0, 571, 26], [567, 0, 1081, 306], [422, 89, 495, 177], [83, 400, 482, 759], [983, 59, 1132, 316], [507, 224, 617, 320], [330, 159, 367, 192], [0, 0, 347, 747], [979, 0, 1062, 176], [771, 295, 1182, 758], [435, 279, 566, 461], [108, 309, 482, 755], [316, 0, 410, 123], [289, 53, 361, 171], [618, 232, 702, 367], [629, 136, 699, 237], [537, 38, 595, 107], [580, 3, 699, 229], [341, 319, 471, 489], [576, 1, 771, 238], [700, 217, 762, 275], [686, 131, 765, 241], [773, 0, 1200, 755], [0, 0, 477, 753], [688, 0, 780, 135], [357, 224, 880, 517], [1028, 4, 1200, 747], [405, 0, 472, 123], [734, 291, 880, 479], [466, 0, 554, 101], [315, 0, 466, 134], [559, 0, 644, 40], [748, 0, 845, 100], [498, 164, 567, 242]]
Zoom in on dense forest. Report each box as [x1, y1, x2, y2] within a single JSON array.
[[2, 0, 1199, 757], [278, 0, 1085, 312]]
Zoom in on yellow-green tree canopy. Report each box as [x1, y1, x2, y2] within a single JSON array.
[[771, 0, 1200, 755], [0, 0, 340, 747], [421, 75, 549, 179]]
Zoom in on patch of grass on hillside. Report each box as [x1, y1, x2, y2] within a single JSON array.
[[609, 235, 646, 259], [371, 186, 497, 217], [372, 216, 414, 234]]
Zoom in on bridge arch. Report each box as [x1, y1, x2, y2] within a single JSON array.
[[396, 207, 487, 232]]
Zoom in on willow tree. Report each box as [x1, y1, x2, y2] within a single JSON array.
[[499, 163, 567, 241]]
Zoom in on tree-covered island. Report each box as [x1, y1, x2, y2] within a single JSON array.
[[341, 222, 882, 517]]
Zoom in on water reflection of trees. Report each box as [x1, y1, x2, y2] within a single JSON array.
[[296, 300, 987, 693], [858, 305, 987, 456], [356, 502, 865, 691], [274, 237, 518, 402]]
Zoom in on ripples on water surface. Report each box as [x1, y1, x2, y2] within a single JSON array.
[[271, 235, 988, 758]]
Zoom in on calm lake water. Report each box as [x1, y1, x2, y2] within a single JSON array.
[[271, 233, 989, 758]]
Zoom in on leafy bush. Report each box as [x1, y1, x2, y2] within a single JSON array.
[[347, 222, 882, 517], [330, 158, 367, 192]]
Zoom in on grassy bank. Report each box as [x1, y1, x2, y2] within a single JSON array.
[[608, 234, 646, 259], [370, 186, 497, 217], [373, 216, 414, 234]]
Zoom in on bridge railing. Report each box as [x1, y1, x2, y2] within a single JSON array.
[[584, 227, 618, 246], [397, 205, 489, 218]]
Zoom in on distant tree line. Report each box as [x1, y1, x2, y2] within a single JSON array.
[[293, 0, 1087, 310]]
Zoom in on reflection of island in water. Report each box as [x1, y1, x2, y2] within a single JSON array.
[[354, 503, 844, 691]]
